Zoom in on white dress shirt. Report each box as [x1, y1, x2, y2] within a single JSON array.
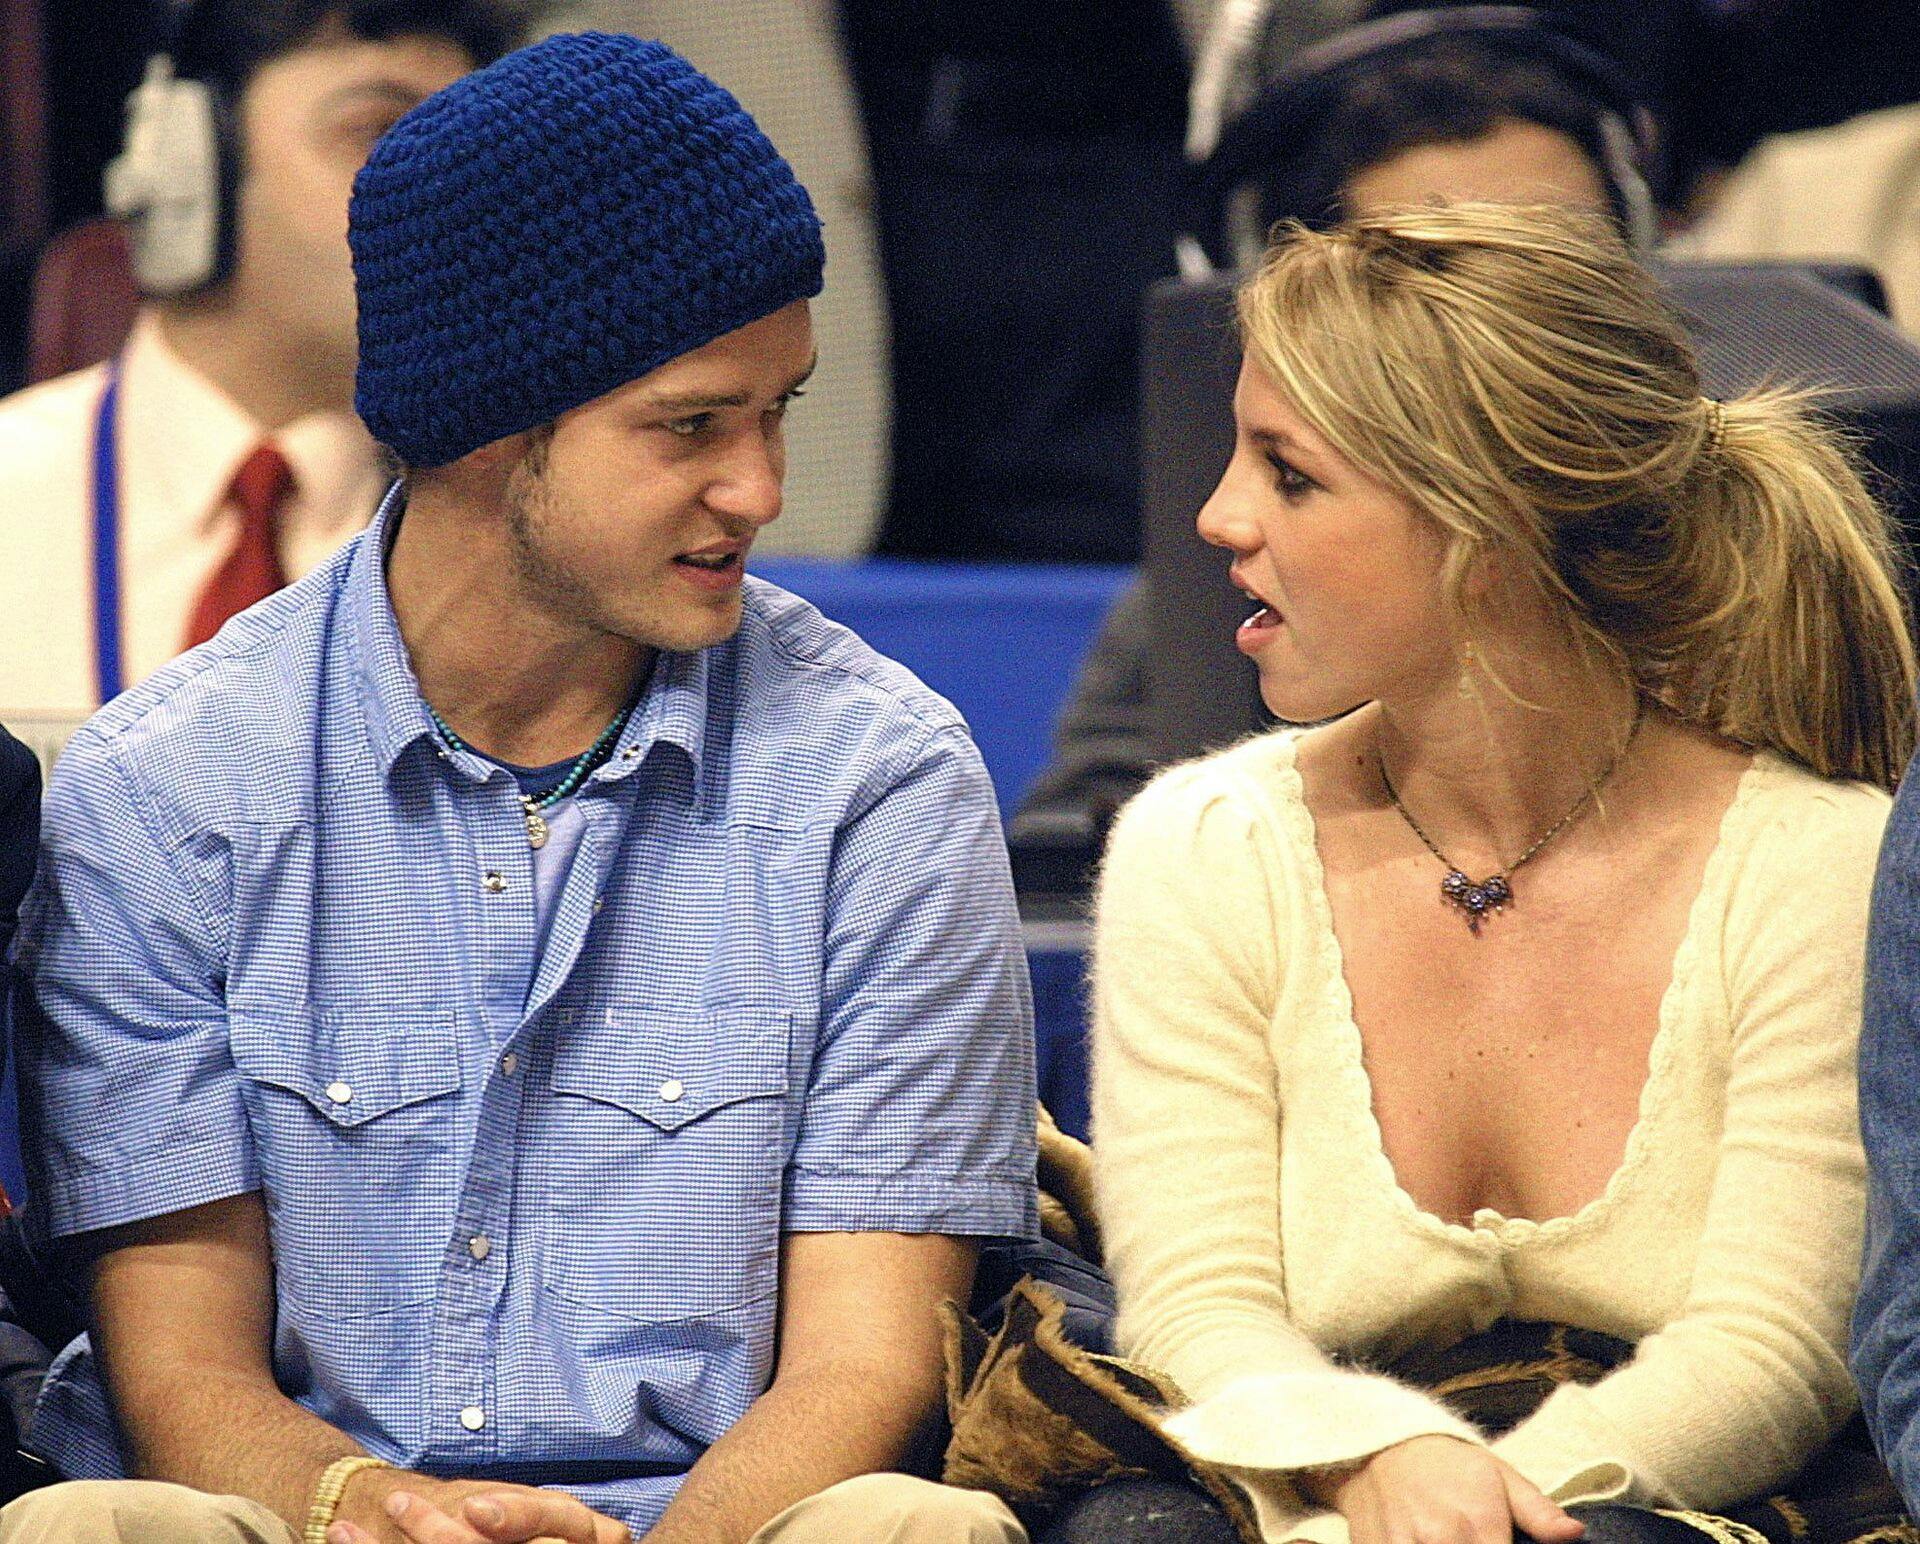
[[0, 311, 385, 738]]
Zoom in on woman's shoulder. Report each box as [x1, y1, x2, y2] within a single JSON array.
[[1099, 727, 1316, 928], [1712, 752, 1892, 952], [1734, 752, 1891, 859], [1111, 725, 1308, 839]]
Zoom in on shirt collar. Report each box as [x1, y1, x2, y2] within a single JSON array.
[[121, 310, 379, 537], [119, 311, 256, 533], [350, 483, 710, 795]]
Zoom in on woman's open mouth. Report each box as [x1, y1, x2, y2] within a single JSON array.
[[1235, 595, 1283, 654]]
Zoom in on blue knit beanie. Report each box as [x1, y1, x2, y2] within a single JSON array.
[[349, 32, 826, 468]]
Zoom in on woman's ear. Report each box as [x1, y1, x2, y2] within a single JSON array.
[[1457, 539, 1514, 605]]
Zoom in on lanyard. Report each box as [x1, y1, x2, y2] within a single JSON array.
[[90, 364, 126, 703]]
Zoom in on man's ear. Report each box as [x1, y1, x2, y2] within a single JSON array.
[[431, 427, 544, 502]]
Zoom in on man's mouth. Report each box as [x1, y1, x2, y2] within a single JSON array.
[[675, 551, 742, 573]]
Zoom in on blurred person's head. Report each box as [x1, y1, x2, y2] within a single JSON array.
[[1186, 11, 1659, 270], [150, 1, 525, 414], [1203, 203, 1916, 789], [1282, 34, 1627, 227]]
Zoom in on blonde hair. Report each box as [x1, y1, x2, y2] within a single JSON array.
[[1238, 202, 1918, 791]]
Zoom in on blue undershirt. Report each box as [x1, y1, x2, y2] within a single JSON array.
[[479, 752, 590, 994]]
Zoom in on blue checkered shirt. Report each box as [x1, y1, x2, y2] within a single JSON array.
[[15, 487, 1038, 1532]]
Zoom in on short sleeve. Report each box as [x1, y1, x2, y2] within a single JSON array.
[[784, 724, 1037, 1240], [15, 731, 256, 1239]]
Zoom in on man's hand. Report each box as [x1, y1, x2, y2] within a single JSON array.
[[328, 1470, 629, 1544], [1303, 1435, 1586, 1544]]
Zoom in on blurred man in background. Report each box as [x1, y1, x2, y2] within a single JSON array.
[[0, 1, 522, 735]]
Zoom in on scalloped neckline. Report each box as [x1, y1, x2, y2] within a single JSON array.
[[1267, 733, 1774, 1247]]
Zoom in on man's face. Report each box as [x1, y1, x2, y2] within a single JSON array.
[[1342, 117, 1613, 217], [230, 23, 473, 382], [499, 300, 818, 654]]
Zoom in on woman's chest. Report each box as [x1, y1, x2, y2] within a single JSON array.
[[1270, 913, 1727, 1356], [1312, 802, 1723, 1226]]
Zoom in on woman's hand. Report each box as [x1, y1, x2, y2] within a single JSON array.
[[1302, 1434, 1587, 1544]]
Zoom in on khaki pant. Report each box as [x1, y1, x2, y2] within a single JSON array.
[[0, 1472, 1030, 1542]]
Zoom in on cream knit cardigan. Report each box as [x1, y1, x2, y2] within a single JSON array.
[[1089, 730, 1888, 1544]]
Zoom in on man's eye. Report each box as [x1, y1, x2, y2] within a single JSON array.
[[666, 414, 713, 438], [335, 112, 405, 149]]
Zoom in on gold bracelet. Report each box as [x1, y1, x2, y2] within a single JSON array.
[[303, 1455, 393, 1544]]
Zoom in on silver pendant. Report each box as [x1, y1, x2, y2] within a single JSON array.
[[1440, 869, 1512, 935], [524, 808, 549, 850]]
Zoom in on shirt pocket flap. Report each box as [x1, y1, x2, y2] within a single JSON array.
[[230, 1008, 462, 1129], [550, 1007, 790, 1132]]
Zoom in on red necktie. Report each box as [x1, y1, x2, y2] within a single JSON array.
[[183, 443, 294, 650]]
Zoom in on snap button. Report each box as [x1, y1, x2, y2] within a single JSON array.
[[658, 1078, 685, 1104], [325, 1081, 353, 1105], [459, 1405, 486, 1432]]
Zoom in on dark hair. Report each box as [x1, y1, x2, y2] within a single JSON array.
[[1266, 35, 1624, 232], [170, 0, 528, 98]]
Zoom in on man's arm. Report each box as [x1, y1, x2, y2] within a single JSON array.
[[90, 1192, 367, 1523], [1853, 777, 1920, 1512], [91, 1192, 626, 1544], [644, 1230, 976, 1544]]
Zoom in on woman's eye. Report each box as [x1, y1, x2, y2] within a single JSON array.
[[1267, 454, 1315, 498]]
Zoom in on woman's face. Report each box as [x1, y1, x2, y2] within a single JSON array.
[[1196, 358, 1459, 722]]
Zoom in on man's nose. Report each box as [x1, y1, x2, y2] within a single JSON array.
[[707, 435, 785, 528]]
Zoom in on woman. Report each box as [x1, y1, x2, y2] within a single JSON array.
[[1089, 201, 1917, 1544]]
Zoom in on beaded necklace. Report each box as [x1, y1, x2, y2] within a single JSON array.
[[426, 700, 635, 849]]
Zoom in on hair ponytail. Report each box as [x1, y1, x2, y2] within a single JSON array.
[[1238, 203, 1919, 790], [1648, 391, 1916, 790]]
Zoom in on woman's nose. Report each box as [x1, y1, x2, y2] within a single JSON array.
[[1195, 464, 1256, 554]]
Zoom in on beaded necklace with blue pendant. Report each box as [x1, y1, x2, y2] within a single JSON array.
[[425, 699, 636, 849]]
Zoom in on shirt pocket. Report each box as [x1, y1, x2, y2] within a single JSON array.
[[230, 1006, 463, 1318], [543, 1004, 791, 1321]]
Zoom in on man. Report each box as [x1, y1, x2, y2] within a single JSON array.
[[1679, 101, 1920, 339], [0, 32, 1034, 1544], [0, 1, 519, 735]]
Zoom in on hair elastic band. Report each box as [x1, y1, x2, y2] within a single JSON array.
[[1702, 396, 1727, 455]]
